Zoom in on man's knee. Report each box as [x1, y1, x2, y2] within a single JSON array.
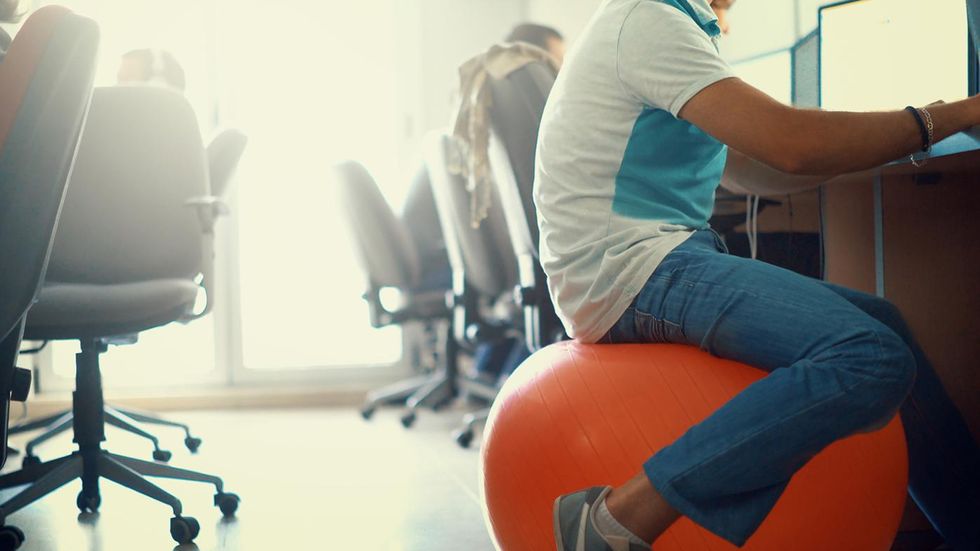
[[857, 326, 917, 415]]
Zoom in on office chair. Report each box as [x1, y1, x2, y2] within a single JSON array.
[[484, 61, 565, 354], [335, 161, 498, 427], [11, 128, 247, 461], [0, 6, 99, 549], [423, 132, 522, 448], [0, 86, 239, 547]]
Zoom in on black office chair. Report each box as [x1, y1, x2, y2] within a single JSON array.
[[336, 161, 499, 428], [0, 86, 239, 547], [424, 131, 522, 447], [484, 61, 565, 353], [0, 6, 99, 549]]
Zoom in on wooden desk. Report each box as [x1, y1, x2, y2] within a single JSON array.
[[822, 147, 980, 445]]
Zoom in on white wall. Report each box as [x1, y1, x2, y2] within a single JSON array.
[[524, 0, 840, 61], [404, 0, 527, 151], [527, 0, 603, 43]]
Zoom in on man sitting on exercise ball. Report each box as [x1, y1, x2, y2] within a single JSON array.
[[542, 0, 980, 549]]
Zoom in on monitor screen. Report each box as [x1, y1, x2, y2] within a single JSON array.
[[792, 30, 820, 108], [820, 0, 969, 111], [733, 50, 793, 105]]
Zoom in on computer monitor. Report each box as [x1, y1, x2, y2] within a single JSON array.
[[819, 0, 969, 111], [792, 30, 820, 108], [732, 49, 792, 105]]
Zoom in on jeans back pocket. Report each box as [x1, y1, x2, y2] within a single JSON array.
[[634, 310, 686, 344]]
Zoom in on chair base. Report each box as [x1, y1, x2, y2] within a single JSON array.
[[359, 320, 500, 433], [0, 447, 238, 547], [10, 405, 202, 466], [452, 408, 490, 449], [0, 338, 238, 549]]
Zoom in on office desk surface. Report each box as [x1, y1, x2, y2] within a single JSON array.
[[889, 127, 980, 170]]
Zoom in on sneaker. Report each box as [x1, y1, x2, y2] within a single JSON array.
[[553, 486, 650, 551]]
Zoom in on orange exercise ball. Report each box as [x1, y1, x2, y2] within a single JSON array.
[[480, 342, 908, 551]]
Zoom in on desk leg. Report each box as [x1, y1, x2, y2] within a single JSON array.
[[873, 172, 885, 298]]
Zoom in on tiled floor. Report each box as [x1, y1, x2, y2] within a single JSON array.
[[2, 406, 495, 551]]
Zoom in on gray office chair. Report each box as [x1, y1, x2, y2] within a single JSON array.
[[10, 129, 247, 462], [59, 127, 246, 458], [0, 86, 239, 547], [0, 7, 99, 549], [423, 131, 521, 447], [485, 60, 565, 353], [336, 161, 497, 427]]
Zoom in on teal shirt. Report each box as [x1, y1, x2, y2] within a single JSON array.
[[613, 0, 727, 228]]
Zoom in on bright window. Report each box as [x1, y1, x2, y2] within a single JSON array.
[[35, 0, 407, 390], [215, 0, 404, 370]]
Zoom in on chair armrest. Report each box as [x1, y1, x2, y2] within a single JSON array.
[[180, 197, 228, 322], [184, 195, 230, 234]]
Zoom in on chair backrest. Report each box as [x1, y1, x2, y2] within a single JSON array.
[[44, 86, 209, 285], [484, 61, 562, 351], [334, 160, 421, 290], [487, 61, 555, 257], [425, 131, 517, 300], [206, 128, 247, 198], [0, 6, 99, 340], [0, 5, 99, 469]]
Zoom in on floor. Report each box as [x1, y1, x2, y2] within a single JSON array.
[[1, 405, 951, 551], [2, 406, 495, 551]]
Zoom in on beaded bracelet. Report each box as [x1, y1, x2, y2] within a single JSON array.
[[905, 106, 934, 167]]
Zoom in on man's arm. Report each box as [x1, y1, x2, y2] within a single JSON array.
[[720, 148, 830, 197], [681, 78, 980, 176]]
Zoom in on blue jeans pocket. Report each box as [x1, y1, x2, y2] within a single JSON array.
[[634, 310, 685, 343]]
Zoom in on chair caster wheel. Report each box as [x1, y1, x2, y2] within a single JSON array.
[[360, 406, 375, 420], [170, 516, 200, 544], [21, 455, 41, 469], [0, 526, 24, 551], [76, 491, 101, 513], [184, 437, 202, 453], [153, 449, 172, 462], [454, 429, 474, 449], [400, 412, 416, 428], [214, 492, 240, 517]]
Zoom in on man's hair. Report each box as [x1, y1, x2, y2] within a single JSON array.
[[122, 48, 187, 92], [0, 0, 21, 23], [505, 23, 563, 50]]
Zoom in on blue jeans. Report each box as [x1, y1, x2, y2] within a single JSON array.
[[600, 229, 980, 549]]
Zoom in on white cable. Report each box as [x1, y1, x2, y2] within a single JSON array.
[[751, 195, 760, 260]]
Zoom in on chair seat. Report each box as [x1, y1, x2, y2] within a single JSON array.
[[25, 279, 199, 340]]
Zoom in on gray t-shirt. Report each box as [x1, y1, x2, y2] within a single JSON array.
[[535, 0, 735, 342]]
